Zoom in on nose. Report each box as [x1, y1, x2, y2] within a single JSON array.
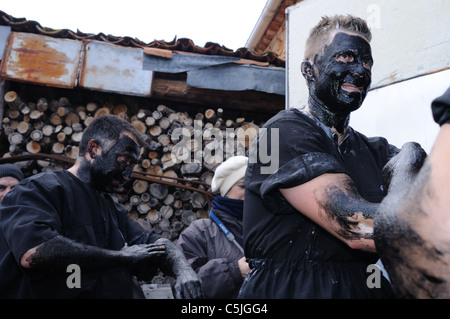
[[351, 61, 366, 77]]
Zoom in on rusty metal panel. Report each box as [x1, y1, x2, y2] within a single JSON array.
[[0, 32, 82, 88], [80, 41, 153, 97]]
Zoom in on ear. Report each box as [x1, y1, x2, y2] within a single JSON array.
[[301, 61, 314, 81], [87, 139, 101, 159]]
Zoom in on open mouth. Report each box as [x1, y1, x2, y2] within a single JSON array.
[[341, 83, 363, 93]]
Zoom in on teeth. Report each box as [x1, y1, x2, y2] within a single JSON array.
[[342, 84, 362, 92]]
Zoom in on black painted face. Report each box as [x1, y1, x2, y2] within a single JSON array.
[[86, 135, 140, 192], [313, 32, 373, 114]]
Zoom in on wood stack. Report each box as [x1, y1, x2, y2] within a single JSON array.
[[1, 90, 262, 241]]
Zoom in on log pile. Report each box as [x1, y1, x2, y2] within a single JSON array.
[[1, 90, 261, 241]]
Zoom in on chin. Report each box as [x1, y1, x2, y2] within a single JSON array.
[[338, 93, 365, 112]]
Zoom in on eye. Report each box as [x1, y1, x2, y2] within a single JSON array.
[[117, 156, 136, 168], [334, 53, 354, 64], [362, 59, 373, 70]]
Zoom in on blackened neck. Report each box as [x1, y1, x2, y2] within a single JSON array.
[[307, 95, 350, 134]]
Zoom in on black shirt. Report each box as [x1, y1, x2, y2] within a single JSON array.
[[240, 109, 399, 298], [0, 170, 160, 298]]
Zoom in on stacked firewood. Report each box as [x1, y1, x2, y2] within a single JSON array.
[[1, 90, 261, 241]]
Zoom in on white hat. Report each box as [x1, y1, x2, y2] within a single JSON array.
[[211, 156, 248, 197], [211, 155, 248, 196]]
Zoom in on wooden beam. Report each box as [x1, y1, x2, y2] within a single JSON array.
[[151, 77, 285, 115]]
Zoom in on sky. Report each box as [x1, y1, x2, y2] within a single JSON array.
[[1, 0, 269, 51]]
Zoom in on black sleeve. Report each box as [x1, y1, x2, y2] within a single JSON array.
[[246, 111, 348, 214], [0, 179, 61, 265]]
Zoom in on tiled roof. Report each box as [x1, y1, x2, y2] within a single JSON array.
[[0, 10, 285, 67], [252, 0, 302, 56]]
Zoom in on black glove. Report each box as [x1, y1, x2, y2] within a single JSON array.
[[431, 86, 450, 126], [155, 238, 204, 299]]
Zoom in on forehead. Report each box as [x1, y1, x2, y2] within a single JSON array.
[[111, 133, 140, 154], [0, 176, 20, 185], [323, 31, 372, 55]]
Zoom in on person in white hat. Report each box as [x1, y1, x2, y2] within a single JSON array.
[[0, 163, 24, 204], [177, 155, 250, 298]]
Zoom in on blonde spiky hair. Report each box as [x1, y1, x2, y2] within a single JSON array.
[[304, 15, 372, 61]]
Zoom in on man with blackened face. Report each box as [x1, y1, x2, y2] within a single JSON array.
[[239, 15, 425, 299], [302, 28, 373, 133], [0, 114, 203, 299], [79, 133, 141, 193], [313, 32, 373, 112]]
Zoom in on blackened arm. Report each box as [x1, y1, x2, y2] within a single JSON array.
[[281, 173, 379, 252], [21, 235, 165, 273], [280, 141, 426, 253]]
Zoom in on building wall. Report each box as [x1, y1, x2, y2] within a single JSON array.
[[286, 0, 450, 151], [351, 69, 448, 153]]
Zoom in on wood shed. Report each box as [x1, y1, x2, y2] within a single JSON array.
[[0, 10, 285, 246]]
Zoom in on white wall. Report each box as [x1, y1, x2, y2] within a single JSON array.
[[286, 0, 450, 152], [351, 69, 449, 153]]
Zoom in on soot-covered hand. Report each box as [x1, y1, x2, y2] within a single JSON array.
[[172, 264, 204, 299], [382, 142, 427, 194], [120, 243, 166, 265]]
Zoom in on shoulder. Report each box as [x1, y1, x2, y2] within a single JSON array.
[[178, 218, 219, 244], [27, 169, 69, 183], [14, 170, 67, 193], [264, 108, 315, 129], [182, 218, 216, 235], [257, 109, 322, 149], [4, 170, 86, 207]]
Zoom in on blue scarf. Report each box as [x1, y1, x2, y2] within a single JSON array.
[[211, 195, 243, 218]]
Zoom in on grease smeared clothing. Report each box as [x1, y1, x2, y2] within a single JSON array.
[[239, 109, 398, 299], [0, 170, 160, 298], [177, 195, 244, 298]]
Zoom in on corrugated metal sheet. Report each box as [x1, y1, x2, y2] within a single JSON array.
[[0, 10, 285, 67], [143, 52, 239, 73], [187, 64, 285, 95], [0, 32, 82, 88], [0, 32, 154, 96], [80, 41, 153, 97]]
